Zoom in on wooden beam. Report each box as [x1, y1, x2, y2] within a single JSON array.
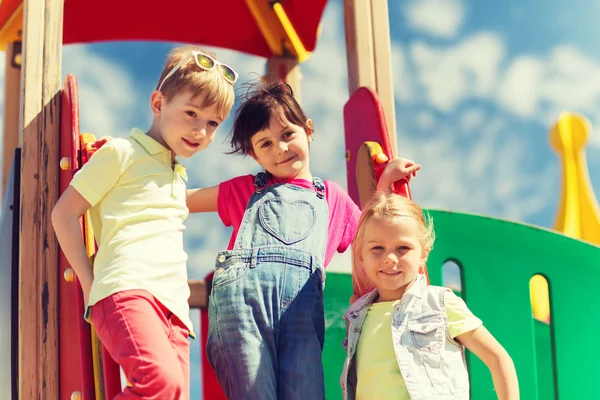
[[2, 40, 21, 197], [188, 280, 209, 308], [343, 0, 398, 155], [343, 0, 376, 95], [266, 56, 302, 103], [370, 0, 397, 155], [18, 0, 62, 397]]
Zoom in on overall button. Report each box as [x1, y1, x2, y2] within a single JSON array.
[[216, 267, 225, 274], [218, 254, 226, 262]]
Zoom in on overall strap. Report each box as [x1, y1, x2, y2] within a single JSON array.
[[312, 177, 326, 199], [254, 172, 326, 199], [253, 172, 270, 192]]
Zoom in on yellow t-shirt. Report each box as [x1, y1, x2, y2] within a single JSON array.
[[355, 291, 482, 400], [70, 128, 193, 333]]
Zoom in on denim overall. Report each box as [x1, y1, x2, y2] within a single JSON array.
[[207, 172, 328, 400]]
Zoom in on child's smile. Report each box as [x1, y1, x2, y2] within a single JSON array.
[[359, 216, 425, 302], [380, 269, 402, 276], [182, 137, 201, 149], [250, 110, 313, 180]]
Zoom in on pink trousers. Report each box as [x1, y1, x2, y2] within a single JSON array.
[[91, 289, 191, 399]]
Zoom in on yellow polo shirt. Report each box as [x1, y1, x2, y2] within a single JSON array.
[[70, 128, 193, 333], [355, 291, 482, 399]]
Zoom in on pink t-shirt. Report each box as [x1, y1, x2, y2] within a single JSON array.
[[218, 174, 361, 268]]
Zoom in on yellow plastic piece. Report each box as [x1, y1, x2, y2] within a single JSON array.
[[70, 391, 82, 400], [549, 113, 600, 244], [245, 0, 311, 62], [0, 3, 22, 51], [530, 112, 600, 322], [84, 215, 105, 399], [355, 141, 384, 208], [271, 2, 310, 62], [79, 132, 108, 398], [529, 275, 550, 323], [80, 133, 97, 147], [59, 157, 71, 171], [63, 268, 75, 283], [374, 153, 388, 164]]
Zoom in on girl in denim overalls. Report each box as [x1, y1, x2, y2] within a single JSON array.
[[341, 193, 520, 400], [186, 81, 420, 399]]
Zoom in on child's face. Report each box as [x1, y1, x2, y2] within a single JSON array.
[[249, 111, 312, 180], [154, 90, 224, 159], [359, 216, 425, 302]]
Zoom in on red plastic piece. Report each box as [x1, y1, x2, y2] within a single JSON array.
[[344, 87, 428, 282], [59, 74, 96, 400], [200, 272, 226, 399], [61, 1, 327, 59]]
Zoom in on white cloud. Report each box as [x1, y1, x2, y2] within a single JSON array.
[[497, 56, 543, 117], [494, 45, 600, 148], [410, 32, 505, 111], [63, 45, 138, 137], [404, 0, 466, 39], [459, 107, 487, 134], [391, 43, 414, 102], [395, 111, 556, 223], [396, 29, 598, 222], [415, 109, 436, 131]]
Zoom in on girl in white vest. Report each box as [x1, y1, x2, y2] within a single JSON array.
[[340, 193, 519, 400]]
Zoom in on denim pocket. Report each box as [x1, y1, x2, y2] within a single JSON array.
[[211, 261, 249, 290], [408, 313, 444, 351], [259, 198, 316, 245]]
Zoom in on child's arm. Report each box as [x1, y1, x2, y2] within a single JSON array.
[[186, 185, 219, 213], [376, 157, 421, 193], [51, 187, 93, 305], [457, 326, 519, 400]]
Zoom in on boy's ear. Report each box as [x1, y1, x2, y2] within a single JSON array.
[[150, 90, 164, 116]]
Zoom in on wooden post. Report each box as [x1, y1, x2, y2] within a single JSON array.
[[3, 41, 21, 198], [343, 0, 397, 155], [188, 280, 209, 308], [370, 0, 396, 153], [266, 56, 302, 103], [266, 56, 302, 102], [18, 0, 62, 397], [343, 0, 376, 94]]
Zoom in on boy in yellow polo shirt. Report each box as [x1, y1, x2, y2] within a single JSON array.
[[52, 45, 237, 399]]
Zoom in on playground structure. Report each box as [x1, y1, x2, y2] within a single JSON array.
[[0, 0, 599, 399]]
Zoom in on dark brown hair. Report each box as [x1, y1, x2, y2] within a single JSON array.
[[229, 80, 312, 155]]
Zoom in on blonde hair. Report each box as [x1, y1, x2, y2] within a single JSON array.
[[156, 45, 235, 120], [351, 193, 435, 302]]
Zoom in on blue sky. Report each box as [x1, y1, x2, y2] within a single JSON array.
[[2, 0, 600, 396]]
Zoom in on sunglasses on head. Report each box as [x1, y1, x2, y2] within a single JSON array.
[[158, 51, 239, 90]]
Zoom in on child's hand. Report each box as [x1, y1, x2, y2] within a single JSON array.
[[376, 157, 421, 193], [87, 136, 113, 156]]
